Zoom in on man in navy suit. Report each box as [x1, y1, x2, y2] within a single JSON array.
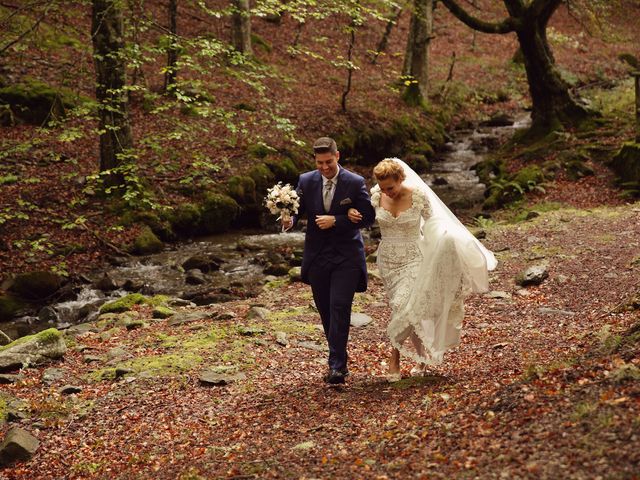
[[284, 137, 376, 384]]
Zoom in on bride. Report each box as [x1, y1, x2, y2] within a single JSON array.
[[348, 158, 497, 381]]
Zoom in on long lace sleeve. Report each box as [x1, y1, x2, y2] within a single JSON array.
[[415, 189, 432, 220]]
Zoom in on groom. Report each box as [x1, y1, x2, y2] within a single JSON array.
[[284, 137, 375, 384]]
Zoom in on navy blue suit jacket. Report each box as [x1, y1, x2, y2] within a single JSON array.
[[294, 168, 376, 292]]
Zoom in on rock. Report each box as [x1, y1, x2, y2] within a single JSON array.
[[199, 370, 246, 386], [526, 211, 540, 220], [0, 374, 23, 384], [275, 331, 289, 346], [516, 265, 549, 287], [167, 312, 210, 326], [350, 313, 373, 328], [83, 355, 103, 364], [190, 293, 239, 305], [152, 306, 176, 319], [0, 428, 39, 466], [115, 367, 134, 378], [95, 273, 119, 292], [246, 306, 270, 321], [0, 329, 66, 372], [7, 271, 64, 301], [182, 255, 222, 273], [107, 347, 131, 361], [167, 298, 195, 307], [122, 279, 144, 292], [37, 306, 59, 324], [64, 323, 99, 337], [238, 326, 266, 336], [296, 341, 327, 352], [481, 113, 514, 127], [216, 311, 237, 321], [485, 291, 512, 300], [124, 319, 145, 330], [288, 266, 302, 282], [0, 294, 27, 322], [131, 227, 164, 255], [99, 293, 146, 314], [185, 269, 206, 285], [42, 367, 66, 385], [263, 263, 290, 276], [59, 385, 82, 395]]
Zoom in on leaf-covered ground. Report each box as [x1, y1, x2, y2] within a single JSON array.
[[2, 196, 639, 479]]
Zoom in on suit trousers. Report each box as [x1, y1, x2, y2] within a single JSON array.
[[307, 255, 361, 371]]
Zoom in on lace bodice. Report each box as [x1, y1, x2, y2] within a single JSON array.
[[370, 185, 431, 243]]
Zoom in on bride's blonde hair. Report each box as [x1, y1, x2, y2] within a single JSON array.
[[373, 158, 406, 182]]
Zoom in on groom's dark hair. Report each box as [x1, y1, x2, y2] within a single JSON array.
[[313, 137, 337, 155]]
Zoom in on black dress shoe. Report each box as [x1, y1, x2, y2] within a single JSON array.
[[324, 369, 346, 384]]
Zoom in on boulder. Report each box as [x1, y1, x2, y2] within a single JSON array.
[[182, 255, 222, 273], [199, 370, 246, 386], [0, 328, 66, 372], [0, 428, 39, 466], [246, 307, 270, 321], [0, 295, 27, 321], [131, 227, 164, 255], [152, 306, 176, 319], [185, 269, 206, 285], [7, 271, 64, 301], [288, 266, 302, 282]]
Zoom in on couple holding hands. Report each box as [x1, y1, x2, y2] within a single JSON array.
[[283, 137, 497, 384]]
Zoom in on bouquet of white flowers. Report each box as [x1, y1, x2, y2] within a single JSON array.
[[264, 182, 300, 227]]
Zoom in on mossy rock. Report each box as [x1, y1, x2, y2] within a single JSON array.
[[7, 271, 64, 301], [0, 78, 86, 125], [152, 306, 176, 319], [564, 159, 595, 181], [611, 142, 640, 184], [263, 155, 299, 184], [99, 293, 147, 314], [248, 163, 276, 193], [0, 295, 27, 321], [131, 227, 164, 255], [200, 192, 240, 234], [170, 203, 202, 236], [127, 211, 174, 242], [475, 158, 506, 186], [226, 175, 257, 206], [483, 165, 545, 210], [248, 143, 277, 159], [404, 153, 430, 174]]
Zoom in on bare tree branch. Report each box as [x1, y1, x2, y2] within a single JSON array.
[[439, 0, 519, 34]]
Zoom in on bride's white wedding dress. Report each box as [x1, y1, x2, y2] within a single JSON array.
[[371, 160, 497, 365]]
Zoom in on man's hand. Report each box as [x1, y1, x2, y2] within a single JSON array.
[[347, 208, 362, 223], [315, 215, 336, 230]]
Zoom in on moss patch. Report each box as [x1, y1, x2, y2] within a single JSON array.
[[131, 226, 164, 255], [0, 294, 27, 321], [99, 294, 147, 314], [200, 192, 240, 234], [0, 328, 62, 353]]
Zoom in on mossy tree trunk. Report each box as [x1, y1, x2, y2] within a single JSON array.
[[440, 0, 591, 137], [91, 0, 134, 180], [231, 0, 252, 55], [164, 0, 178, 94], [402, 0, 433, 107]]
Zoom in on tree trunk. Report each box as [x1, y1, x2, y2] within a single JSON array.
[[402, 0, 433, 106], [164, 0, 178, 94], [91, 0, 134, 178], [516, 16, 589, 134], [231, 0, 252, 55]]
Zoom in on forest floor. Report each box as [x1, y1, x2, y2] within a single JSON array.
[[2, 180, 639, 479]]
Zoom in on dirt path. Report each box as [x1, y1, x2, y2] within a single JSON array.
[[2, 202, 639, 479]]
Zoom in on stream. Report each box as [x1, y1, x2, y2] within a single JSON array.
[[2, 114, 531, 340]]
